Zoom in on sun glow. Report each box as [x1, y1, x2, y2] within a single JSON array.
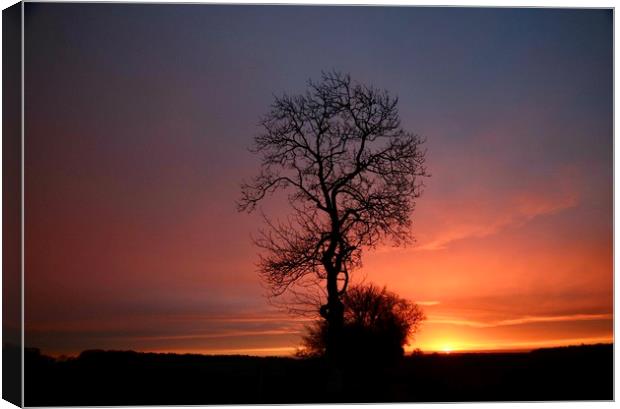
[[441, 346, 453, 354]]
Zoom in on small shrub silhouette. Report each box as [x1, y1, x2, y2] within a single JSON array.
[[299, 283, 425, 366]]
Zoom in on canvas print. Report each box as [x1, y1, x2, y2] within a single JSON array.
[[2, 2, 614, 405]]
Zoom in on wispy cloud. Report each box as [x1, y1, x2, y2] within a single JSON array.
[[415, 301, 441, 306], [126, 329, 301, 341], [427, 313, 612, 328], [416, 189, 579, 251], [27, 312, 312, 332], [144, 346, 297, 356]]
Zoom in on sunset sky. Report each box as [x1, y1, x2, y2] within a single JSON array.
[[24, 4, 612, 356]]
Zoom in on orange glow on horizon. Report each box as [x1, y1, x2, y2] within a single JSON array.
[[408, 336, 614, 354]]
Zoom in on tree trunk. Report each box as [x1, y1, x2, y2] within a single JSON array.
[[325, 266, 344, 362]]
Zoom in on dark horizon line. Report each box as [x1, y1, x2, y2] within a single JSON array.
[[16, 341, 614, 359]]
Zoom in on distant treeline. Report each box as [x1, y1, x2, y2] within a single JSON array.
[[21, 343, 612, 405]]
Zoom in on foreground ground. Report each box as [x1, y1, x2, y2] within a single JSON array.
[[23, 343, 612, 405]]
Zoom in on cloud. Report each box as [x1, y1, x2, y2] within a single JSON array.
[[193, 315, 313, 323], [144, 346, 298, 356], [427, 313, 612, 328], [125, 329, 302, 341], [27, 311, 312, 333], [415, 301, 441, 306], [415, 182, 579, 251]]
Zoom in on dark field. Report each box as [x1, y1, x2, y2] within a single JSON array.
[[24, 343, 613, 405]]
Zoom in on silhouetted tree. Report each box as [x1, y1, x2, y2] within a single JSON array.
[[238, 71, 428, 359], [298, 284, 425, 364]]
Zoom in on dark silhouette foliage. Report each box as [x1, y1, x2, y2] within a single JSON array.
[[238, 71, 428, 358], [298, 284, 425, 364]]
